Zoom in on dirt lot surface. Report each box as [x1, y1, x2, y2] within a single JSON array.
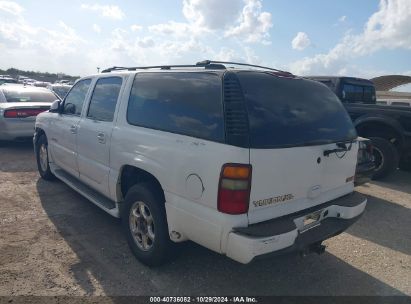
[[0, 142, 410, 296]]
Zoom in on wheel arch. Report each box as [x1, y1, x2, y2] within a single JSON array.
[[117, 164, 165, 204], [354, 117, 404, 151], [34, 127, 46, 143]]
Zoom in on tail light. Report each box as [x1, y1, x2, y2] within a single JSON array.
[[366, 141, 373, 155], [217, 163, 252, 214], [358, 140, 374, 162], [4, 108, 46, 118]]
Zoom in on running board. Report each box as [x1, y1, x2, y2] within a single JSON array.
[[53, 168, 120, 218]]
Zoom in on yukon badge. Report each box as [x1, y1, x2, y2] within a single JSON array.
[[252, 194, 295, 207]]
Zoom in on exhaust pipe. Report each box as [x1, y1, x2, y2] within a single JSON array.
[[300, 242, 326, 257]]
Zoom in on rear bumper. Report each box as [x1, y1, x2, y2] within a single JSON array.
[[0, 118, 36, 141], [225, 192, 367, 264]]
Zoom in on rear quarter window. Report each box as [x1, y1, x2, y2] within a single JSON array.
[[127, 72, 225, 142]]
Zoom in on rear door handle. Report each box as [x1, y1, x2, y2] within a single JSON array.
[[97, 132, 106, 144], [70, 125, 77, 134]]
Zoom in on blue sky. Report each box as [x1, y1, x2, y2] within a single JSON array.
[[0, 0, 410, 89]]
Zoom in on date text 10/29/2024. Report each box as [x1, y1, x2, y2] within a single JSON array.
[[150, 297, 258, 303]]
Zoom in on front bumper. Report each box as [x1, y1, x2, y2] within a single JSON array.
[[225, 192, 367, 264]]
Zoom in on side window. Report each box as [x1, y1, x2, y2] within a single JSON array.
[[63, 79, 91, 115], [127, 73, 224, 142], [87, 77, 123, 122]]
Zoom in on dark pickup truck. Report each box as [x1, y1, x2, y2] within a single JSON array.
[[308, 76, 411, 179]]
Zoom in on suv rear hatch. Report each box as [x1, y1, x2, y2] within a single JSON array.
[[231, 71, 359, 224]]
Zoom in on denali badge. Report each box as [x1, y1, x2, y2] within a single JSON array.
[[252, 194, 294, 207]]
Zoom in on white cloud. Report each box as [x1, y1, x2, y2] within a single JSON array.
[[213, 47, 238, 61], [148, 21, 200, 37], [0, 8, 85, 74], [44, 21, 86, 55], [151, 0, 272, 44], [339, 15, 347, 22], [130, 24, 143, 32], [224, 0, 273, 43], [81, 4, 124, 20], [0, 0, 270, 75], [291, 32, 310, 51], [290, 0, 411, 75], [137, 37, 155, 48], [92, 24, 101, 33], [182, 0, 243, 30], [244, 46, 261, 64], [0, 0, 23, 15]]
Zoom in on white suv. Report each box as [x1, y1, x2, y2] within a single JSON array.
[[34, 61, 367, 266]]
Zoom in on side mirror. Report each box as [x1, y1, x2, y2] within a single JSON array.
[[50, 100, 60, 113]]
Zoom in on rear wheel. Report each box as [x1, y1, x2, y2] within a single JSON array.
[[35, 135, 56, 180], [121, 183, 174, 266], [399, 158, 411, 172], [370, 137, 399, 180]]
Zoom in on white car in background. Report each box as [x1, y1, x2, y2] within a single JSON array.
[[0, 84, 58, 142]]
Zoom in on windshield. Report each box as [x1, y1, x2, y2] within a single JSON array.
[[3, 89, 57, 103], [236, 72, 357, 148]]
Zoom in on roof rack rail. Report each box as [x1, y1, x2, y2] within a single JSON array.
[[101, 62, 226, 73], [101, 60, 293, 75], [196, 60, 293, 75]]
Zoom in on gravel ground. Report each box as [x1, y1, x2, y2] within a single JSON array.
[[0, 142, 410, 296]]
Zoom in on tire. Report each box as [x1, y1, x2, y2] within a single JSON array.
[[370, 137, 399, 180], [35, 134, 56, 180], [121, 183, 174, 266], [399, 159, 411, 172]]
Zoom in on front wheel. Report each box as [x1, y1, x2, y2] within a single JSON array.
[[121, 183, 174, 266], [35, 134, 56, 180], [370, 137, 399, 180]]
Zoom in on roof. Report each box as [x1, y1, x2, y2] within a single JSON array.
[[371, 75, 411, 91]]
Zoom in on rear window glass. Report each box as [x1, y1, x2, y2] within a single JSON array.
[[3, 89, 57, 103], [342, 84, 375, 103], [237, 72, 357, 148], [127, 72, 224, 142]]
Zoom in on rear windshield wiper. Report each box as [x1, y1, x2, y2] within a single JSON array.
[[323, 141, 353, 157]]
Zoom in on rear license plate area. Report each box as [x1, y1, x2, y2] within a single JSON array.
[[301, 209, 323, 232]]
